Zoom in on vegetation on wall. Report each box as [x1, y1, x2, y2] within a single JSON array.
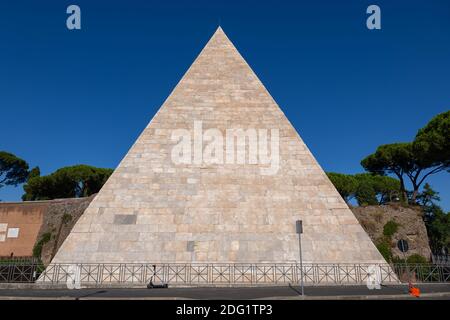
[[375, 220, 401, 263], [374, 220, 429, 263], [383, 220, 399, 238], [32, 232, 52, 258], [391, 253, 429, 264], [376, 239, 393, 262]]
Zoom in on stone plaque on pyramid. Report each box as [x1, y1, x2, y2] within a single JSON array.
[[51, 27, 386, 265]]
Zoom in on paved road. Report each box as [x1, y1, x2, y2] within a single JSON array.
[[0, 284, 449, 299]]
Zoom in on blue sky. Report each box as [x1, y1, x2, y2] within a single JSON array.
[[0, 0, 449, 209]]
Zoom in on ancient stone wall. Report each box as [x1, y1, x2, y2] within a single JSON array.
[[1, 196, 432, 265], [352, 204, 432, 260], [37, 196, 94, 265], [0, 196, 94, 263]]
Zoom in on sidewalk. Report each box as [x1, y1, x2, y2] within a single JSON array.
[[0, 283, 449, 300]]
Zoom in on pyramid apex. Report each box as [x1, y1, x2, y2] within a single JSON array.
[[200, 26, 234, 51], [206, 26, 233, 46]]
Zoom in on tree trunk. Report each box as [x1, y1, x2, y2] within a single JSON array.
[[411, 185, 419, 203], [398, 175, 408, 203]]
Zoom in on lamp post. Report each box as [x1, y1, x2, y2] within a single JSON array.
[[296, 220, 304, 296]]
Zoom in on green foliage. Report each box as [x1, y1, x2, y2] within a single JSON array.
[[392, 254, 429, 264], [413, 110, 450, 170], [22, 165, 113, 201], [417, 183, 440, 208], [424, 204, 450, 254], [0, 257, 42, 265], [62, 213, 72, 224], [391, 256, 406, 264], [354, 181, 378, 206], [0, 151, 30, 189], [377, 220, 400, 262], [370, 175, 401, 203], [383, 220, 400, 237], [361, 111, 449, 202], [326, 172, 358, 203], [28, 166, 40, 180], [326, 172, 400, 206], [360, 143, 412, 201], [353, 174, 378, 206], [416, 185, 449, 254], [376, 238, 393, 262], [32, 232, 52, 258], [361, 143, 413, 176], [406, 254, 428, 264]]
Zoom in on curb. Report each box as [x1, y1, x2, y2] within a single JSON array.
[[0, 292, 449, 300], [0, 283, 409, 290], [259, 292, 450, 300]]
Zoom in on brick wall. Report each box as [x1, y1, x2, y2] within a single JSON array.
[[0, 202, 49, 257], [0, 196, 94, 262]]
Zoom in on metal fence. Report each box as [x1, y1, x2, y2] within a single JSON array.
[[0, 264, 44, 283], [432, 255, 450, 266], [0, 262, 448, 286], [36, 263, 401, 285]]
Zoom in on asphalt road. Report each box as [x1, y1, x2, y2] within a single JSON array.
[[0, 284, 449, 299]]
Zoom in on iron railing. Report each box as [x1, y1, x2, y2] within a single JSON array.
[[36, 263, 398, 285], [432, 254, 450, 266], [1, 262, 449, 285], [0, 264, 44, 283]]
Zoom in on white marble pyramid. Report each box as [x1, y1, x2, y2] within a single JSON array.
[[51, 27, 386, 265]]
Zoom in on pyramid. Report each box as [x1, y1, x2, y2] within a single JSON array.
[[51, 27, 386, 265]]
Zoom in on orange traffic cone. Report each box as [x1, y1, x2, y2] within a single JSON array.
[[408, 283, 421, 298]]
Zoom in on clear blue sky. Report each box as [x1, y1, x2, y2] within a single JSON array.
[[0, 0, 449, 210]]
